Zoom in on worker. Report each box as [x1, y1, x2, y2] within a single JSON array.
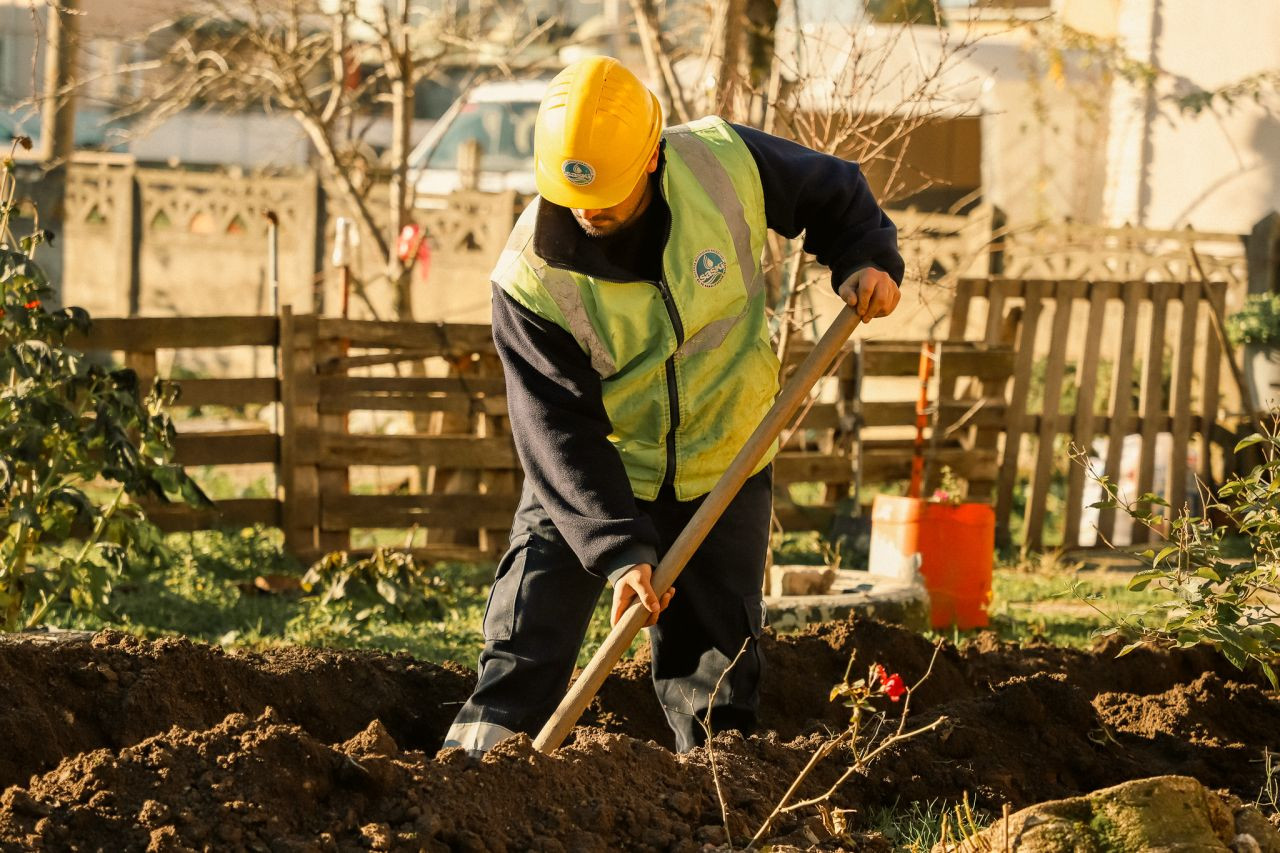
[[443, 56, 903, 755]]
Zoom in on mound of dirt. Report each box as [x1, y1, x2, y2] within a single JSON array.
[[0, 711, 721, 852], [0, 619, 1275, 852], [0, 630, 473, 793]]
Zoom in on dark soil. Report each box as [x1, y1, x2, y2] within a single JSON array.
[[0, 619, 1276, 852]]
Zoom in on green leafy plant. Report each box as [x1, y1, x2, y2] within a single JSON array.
[[1226, 293, 1280, 347], [1, 141, 212, 630], [299, 547, 457, 624], [125, 525, 300, 583], [929, 465, 965, 505], [1076, 430, 1280, 686]]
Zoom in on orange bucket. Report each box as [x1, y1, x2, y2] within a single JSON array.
[[869, 494, 995, 629]]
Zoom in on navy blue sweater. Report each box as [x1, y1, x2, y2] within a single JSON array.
[[491, 123, 903, 579]]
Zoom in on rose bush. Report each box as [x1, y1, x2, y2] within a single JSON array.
[[1, 142, 211, 630]]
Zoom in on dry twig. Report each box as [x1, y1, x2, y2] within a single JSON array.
[[697, 639, 752, 849], [748, 639, 947, 847]]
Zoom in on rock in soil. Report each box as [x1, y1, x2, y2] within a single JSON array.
[[936, 775, 1280, 853], [0, 618, 1276, 851]]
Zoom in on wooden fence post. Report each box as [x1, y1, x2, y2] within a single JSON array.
[[1023, 280, 1078, 552], [1061, 282, 1114, 548], [315, 328, 350, 555], [426, 350, 495, 550], [125, 349, 157, 401], [995, 280, 1040, 548], [280, 306, 321, 558], [1201, 281, 1225, 485], [1133, 282, 1173, 543]]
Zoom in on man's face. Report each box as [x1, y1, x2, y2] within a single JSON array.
[[569, 144, 660, 238], [571, 170, 651, 237]]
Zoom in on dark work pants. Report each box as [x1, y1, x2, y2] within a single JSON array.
[[443, 466, 772, 753]]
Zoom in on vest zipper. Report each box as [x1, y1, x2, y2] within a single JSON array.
[[655, 271, 683, 494]]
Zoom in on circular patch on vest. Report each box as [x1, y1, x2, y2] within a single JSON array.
[[693, 249, 728, 288], [561, 160, 596, 186]]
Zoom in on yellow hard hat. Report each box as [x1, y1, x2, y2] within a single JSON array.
[[534, 56, 663, 210]]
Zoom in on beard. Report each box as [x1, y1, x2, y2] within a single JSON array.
[[573, 214, 618, 237]]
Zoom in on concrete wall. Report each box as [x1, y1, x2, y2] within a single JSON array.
[[320, 187, 516, 325], [24, 155, 514, 330], [50, 157, 321, 324]]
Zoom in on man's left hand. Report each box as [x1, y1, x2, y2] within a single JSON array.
[[611, 563, 674, 628], [838, 267, 901, 323]]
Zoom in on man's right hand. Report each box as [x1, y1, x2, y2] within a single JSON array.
[[611, 563, 675, 627]]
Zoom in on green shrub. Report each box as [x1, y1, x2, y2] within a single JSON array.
[[1085, 430, 1280, 686], [0, 144, 211, 630], [1226, 293, 1280, 347], [299, 548, 458, 624]]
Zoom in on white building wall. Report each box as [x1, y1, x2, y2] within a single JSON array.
[[965, 0, 1280, 233], [975, 41, 1111, 226], [1135, 0, 1280, 232], [0, 3, 40, 105]]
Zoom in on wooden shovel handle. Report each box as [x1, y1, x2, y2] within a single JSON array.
[[533, 306, 862, 754]]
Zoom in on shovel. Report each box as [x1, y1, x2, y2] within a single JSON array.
[[533, 306, 862, 753]]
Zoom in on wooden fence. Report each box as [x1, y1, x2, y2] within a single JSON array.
[[948, 277, 1243, 550], [71, 284, 1246, 561], [296, 314, 517, 563], [69, 314, 517, 563], [70, 316, 285, 535], [72, 313, 1015, 563]]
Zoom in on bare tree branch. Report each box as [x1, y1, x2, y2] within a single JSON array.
[[111, 0, 549, 319]]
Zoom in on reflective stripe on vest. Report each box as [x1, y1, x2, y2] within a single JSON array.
[[496, 199, 619, 377], [664, 129, 764, 359], [541, 264, 618, 376]]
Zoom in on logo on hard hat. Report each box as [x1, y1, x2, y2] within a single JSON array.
[[694, 250, 728, 288], [561, 160, 596, 186]]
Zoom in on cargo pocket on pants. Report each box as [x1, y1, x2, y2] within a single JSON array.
[[483, 534, 530, 643]]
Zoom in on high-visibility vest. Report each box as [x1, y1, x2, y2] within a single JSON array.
[[494, 116, 777, 501]]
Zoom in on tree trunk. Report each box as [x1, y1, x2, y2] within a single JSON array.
[[715, 0, 746, 118], [41, 0, 78, 165], [628, 0, 693, 124], [745, 0, 780, 128], [389, 2, 415, 320]]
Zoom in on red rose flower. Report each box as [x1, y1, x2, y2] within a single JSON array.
[[881, 672, 907, 702]]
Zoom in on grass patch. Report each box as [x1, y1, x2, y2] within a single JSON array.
[[40, 526, 634, 667], [863, 795, 991, 851], [35, 523, 1188, 668], [925, 558, 1164, 649]]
